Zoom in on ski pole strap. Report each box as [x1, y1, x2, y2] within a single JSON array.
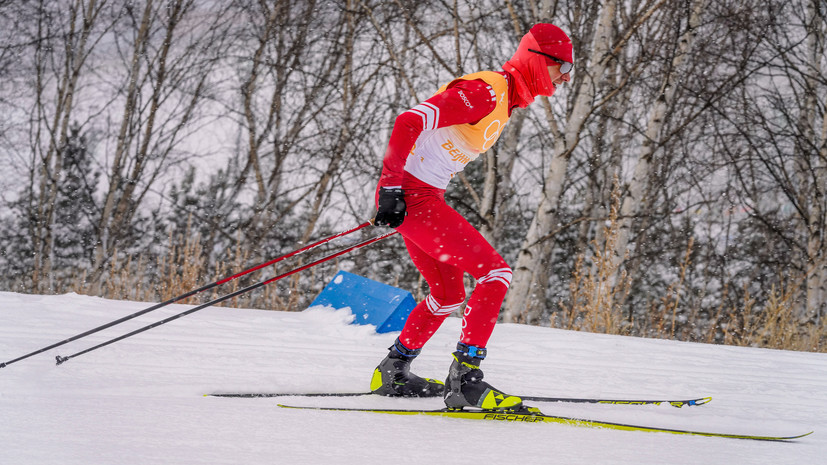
[[456, 342, 486, 360], [391, 338, 421, 358]]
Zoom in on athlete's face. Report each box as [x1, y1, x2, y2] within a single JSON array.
[[548, 65, 571, 88]]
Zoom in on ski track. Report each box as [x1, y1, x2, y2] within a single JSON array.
[[0, 291, 825, 465]]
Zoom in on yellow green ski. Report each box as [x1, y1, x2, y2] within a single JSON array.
[[276, 404, 813, 442]]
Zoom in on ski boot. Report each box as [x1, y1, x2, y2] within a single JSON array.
[[370, 338, 444, 397], [443, 342, 522, 411]]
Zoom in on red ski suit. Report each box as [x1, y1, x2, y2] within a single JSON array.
[[377, 71, 527, 350]]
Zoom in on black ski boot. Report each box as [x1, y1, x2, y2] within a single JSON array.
[[370, 338, 444, 397], [443, 342, 522, 410]]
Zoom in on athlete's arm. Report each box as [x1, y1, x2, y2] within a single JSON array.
[[378, 79, 497, 188]]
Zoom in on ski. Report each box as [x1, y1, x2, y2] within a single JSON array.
[[521, 394, 711, 408], [206, 391, 711, 408], [207, 392, 374, 399], [276, 404, 813, 442]]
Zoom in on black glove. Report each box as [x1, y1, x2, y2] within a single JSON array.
[[375, 187, 407, 228]]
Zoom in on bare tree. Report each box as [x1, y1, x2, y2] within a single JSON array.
[[504, 0, 669, 323], [800, 0, 826, 321], [0, 0, 823, 349], [90, 0, 231, 284], [611, 0, 706, 293], [26, 0, 110, 292], [698, 0, 825, 330]]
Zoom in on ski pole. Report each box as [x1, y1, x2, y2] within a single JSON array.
[[55, 229, 398, 365], [0, 221, 373, 369]]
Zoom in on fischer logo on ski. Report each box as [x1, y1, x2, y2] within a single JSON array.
[[481, 411, 545, 422]]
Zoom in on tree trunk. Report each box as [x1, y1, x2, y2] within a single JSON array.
[[33, 0, 102, 292], [611, 0, 706, 287], [803, 0, 826, 321], [504, 0, 619, 323], [479, 111, 526, 243], [92, 0, 154, 282]]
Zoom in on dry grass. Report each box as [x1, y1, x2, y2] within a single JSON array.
[[557, 175, 631, 335], [52, 205, 826, 354], [72, 218, 324, 313], [157, 226, 205, 304], [721, 273, 826, 352], [555, 175, 826, 353]]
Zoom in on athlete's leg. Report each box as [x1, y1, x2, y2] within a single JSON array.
[[397, 187, 511, 348], [397, 236, 466, 349]]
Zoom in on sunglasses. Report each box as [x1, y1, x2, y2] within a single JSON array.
[[528, 48, 573, 74]]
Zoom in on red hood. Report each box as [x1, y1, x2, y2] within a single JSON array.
[[502, 24, 573, 108]]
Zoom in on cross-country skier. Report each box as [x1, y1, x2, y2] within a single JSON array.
[[371, 23, 573, 411]]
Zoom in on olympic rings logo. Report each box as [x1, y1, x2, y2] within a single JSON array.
[[482, 119, 502, 151]]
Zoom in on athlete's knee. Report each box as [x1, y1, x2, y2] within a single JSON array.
[[425, 292, 465, 316], [477, 266, 513, 289]]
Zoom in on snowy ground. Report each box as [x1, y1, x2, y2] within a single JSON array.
[[0, 291, 825, 464]]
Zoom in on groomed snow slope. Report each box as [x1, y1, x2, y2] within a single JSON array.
[[1, 291, 824, 464]]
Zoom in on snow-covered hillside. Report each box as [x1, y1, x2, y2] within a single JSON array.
[[1, 291, 824, 464]]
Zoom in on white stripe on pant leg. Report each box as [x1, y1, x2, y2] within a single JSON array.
[[425, 294, 462, 316], [477, 267, 513, 288], [425, 294, 439, 313]]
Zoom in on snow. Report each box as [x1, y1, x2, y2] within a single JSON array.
[[1, 291, 824, 464]]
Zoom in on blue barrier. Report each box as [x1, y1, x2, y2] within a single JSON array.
[[309, 270, 416, 333]]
